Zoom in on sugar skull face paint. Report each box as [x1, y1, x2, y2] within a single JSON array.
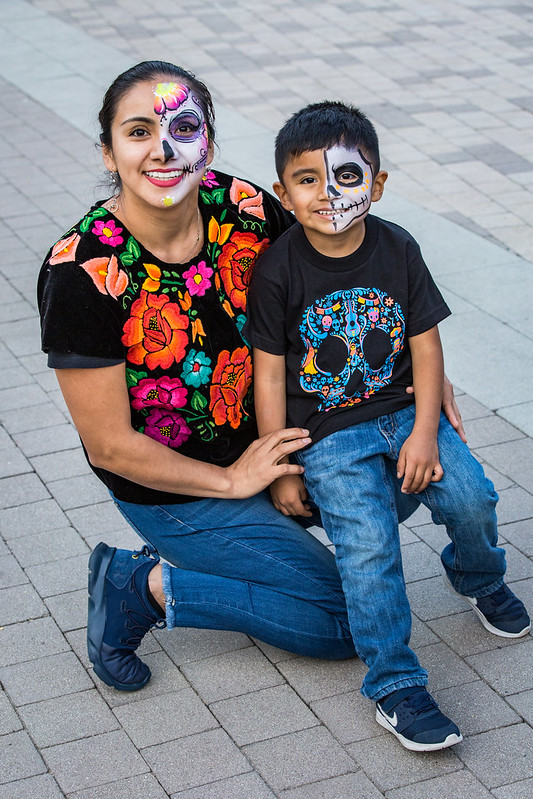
[[322, 145, 373, 231], [150, 82, 209, 206]]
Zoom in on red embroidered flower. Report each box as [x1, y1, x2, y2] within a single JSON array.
[[49, 232, 80, 265], [122, 290, 189, 370], [209, 346, 252, 428], [218, 231, 269, 311], [130, 376, 187, 411], [144, 408, 191, 448], [229, 178, 266, 220], [80, 254, 128, 299]]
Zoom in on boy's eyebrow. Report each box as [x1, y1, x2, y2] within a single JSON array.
[[290, 166, 322, 178]]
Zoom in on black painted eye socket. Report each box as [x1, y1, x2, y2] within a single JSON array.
[[334, 162, 364, 187], [168, 111, 202, 142]]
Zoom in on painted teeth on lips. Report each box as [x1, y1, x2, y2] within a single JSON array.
[[317, 195, 369, 215]]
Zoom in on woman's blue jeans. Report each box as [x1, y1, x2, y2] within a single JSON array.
[[113, 485, 418, 663], [296, 404, 505, 701]]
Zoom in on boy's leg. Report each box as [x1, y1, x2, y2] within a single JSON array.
[[87, 492, 357, 690], [296, 422, 428, 702]]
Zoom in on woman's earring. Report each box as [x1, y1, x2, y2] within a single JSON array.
[[110, 171, 119, 184]]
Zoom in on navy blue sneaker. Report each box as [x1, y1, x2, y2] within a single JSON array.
[[460, 583, 531, 638], [87, 542, 165, 691], [376, 687, 462, 752]]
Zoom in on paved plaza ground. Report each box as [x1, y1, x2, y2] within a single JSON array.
[[0, 1, 532, 796]]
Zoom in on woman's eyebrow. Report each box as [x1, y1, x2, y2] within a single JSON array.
[[120, 116, 156, 126]]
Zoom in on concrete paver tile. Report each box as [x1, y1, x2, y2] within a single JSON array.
[[42, 730, 150, 794], [0, 473, 50, 509], [1, 651, 92, 705], [8, 525, 88, 567], [276, 655, 365, 703], [13, 423, 80, 458], [0, 690, 22, 736], [434, 680, 521, 737], [278, 771, 385, 798], [0, 553, 28, 589], [113, 686, 218, 748], [243, 726, 357, 793], [401, 540, 442, 583], [427, 610, 521, 657], [181, 647, 285, 704], [385, 768, 493, 799], [478, 438, 533, 495], [171, 772, 277, 798], [153, 626, 253, 667], [0, 401, 66, 434], [0, 498, 68, 538], [18, 688, 120, 747], [89, 649, 187, 707], [68, 773, 169, 799], [458, 724, 533, 788], [419, 642, 479, 691], [66, 500, 130, 537], [506, 689, 533, 727], [47, 473, 111, 510], [492, 778, 533, 799], [466, 639, 533, 696], [499, 402, 533, 439], [0, 731, 47, 785], [0, 583, 47, 625], [25, 552, 88, 597], [142, 728, 251, 794], [0, 616, 68, 667], [0, 774, 64, 799], [210, 684, 319, 746], [30, 447, 91, 483], [310, 689, 383, 745], [45, 588, 87, 632]]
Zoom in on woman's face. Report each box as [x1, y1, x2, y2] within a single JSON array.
[[102, 78, 213, 210]]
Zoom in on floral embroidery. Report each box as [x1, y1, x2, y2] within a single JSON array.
[[208, 217, 233, 246], [183, 261, 213, 297], [92, 218, 124, 247], [144, 408, 191, 448], [122, 290, 189, 370], [181, 349, 212, 387], [219, 231, 269, 312], [209, 346, 252, 429], [130, 376, 187, 411], [153, 82, 188, 118], [80, 254, 128, 299], [142, 264, 161, 292], [49, 232, 80, 265], [202, 171, 219, 188], [230, 178, 265, 220]]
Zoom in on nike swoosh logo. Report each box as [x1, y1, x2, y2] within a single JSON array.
[[379, 707, 398, 726]]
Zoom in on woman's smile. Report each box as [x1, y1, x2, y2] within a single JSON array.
[[144, 168, 187, 187]]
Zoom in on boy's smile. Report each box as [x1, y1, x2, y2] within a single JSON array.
[[274, 144, 387, 256]]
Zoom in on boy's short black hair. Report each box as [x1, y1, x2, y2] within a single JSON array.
[[275, 101, 380, 181]]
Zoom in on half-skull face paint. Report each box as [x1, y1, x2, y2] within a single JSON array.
[[150, 82, 209, 206], [322, 145, 373, 231]]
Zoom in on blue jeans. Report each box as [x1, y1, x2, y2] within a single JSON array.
[[296, 405, 505, 701], [113, 487, 418, 662]]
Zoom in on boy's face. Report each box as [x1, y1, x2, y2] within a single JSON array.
[[274, 144, 387, 244]]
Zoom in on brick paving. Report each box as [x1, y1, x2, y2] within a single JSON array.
[[0, 1, 532, 796]]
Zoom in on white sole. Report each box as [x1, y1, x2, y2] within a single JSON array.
[[375, 707, 463, 752], [443, 575, 531, 638]]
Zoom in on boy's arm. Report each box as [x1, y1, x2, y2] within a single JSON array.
[[253, 348, 312, 517], [397, 326, 444, 494]]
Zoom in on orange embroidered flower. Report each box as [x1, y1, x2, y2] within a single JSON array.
[[229, 178, 265, 220], [208, 217, 234, 245], [209, 346, 252, 428], [142, 263, 161, 292], [49, 232, 80, 265], [218, 231, 269, 312], [80, 254, 128, 299], [122, 290, 189, 371]]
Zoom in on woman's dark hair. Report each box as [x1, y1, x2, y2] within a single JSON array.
[[98, 60, 216, 149], [275, 101, 380, 180]]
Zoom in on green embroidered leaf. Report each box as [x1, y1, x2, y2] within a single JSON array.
[[125, 369, 148, 388], [126, 236, 141, 259], [79, 216, 91, 233], [91, 208, 108, 218], [197, 421, 215, 441], [120, 252, 135, 266], [220, 209, 227, 222], [191, 390, 207, 411], [200, 190, 214, 205], [211, 187, 226, 204]]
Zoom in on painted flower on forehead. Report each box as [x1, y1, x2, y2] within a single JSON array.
[[153, 82, 189, 118], [91, 218, 124, 247], [230, 178, 265, 220], [80, 254, 128, 299], [218, 230, 269, 311], [144, 408, 191, 448], [183, 261, 213, 297], [49, 232, 80, 265]]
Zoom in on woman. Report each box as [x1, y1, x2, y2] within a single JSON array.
[[38, 61, 464, 692]]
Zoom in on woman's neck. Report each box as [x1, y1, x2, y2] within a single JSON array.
[[107, 191, 203, 264]]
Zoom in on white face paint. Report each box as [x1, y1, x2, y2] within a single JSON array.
[[149, 82, 209, 206], [323, 145, 373, 231]]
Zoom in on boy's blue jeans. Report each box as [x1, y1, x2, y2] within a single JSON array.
[[296, 404, 505, 701]]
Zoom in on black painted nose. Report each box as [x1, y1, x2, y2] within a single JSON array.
[[327, 183, 342, 198], [162, 139, 175, 162]]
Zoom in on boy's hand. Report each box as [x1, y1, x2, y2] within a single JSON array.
[[271, 474, 312, 517], [397, 430, 443, 494]]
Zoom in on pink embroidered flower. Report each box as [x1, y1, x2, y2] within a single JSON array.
[[230, 178, 265, 220], [130, 376, 187, 411], [92, 218, 124, 247], [153, 82, 189, 117], [144, 408, 191, 448], [80, 254, 128, 299], [202, 170, 219, 188], [183, 260, 213, 297], [49, 232, 80, 265]]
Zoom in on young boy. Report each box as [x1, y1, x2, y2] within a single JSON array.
[[245, 101, 530, 752]]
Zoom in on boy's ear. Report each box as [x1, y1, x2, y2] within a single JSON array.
[[371, 170, 388, 202], [273, 180, 294, 212]]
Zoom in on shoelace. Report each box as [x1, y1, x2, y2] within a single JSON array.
[[478, 585, 523, 618], [401, 689, 439, 717]]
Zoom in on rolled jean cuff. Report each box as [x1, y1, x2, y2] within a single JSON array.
[[463, 576, 504, 599], [161, 562, 176, 628], [371, 673, 429, 703]]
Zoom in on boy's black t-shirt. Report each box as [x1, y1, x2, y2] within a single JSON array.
[[245, 214, 451, 444]]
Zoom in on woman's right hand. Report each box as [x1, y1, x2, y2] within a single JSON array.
[[225, 428, 311, 499]]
